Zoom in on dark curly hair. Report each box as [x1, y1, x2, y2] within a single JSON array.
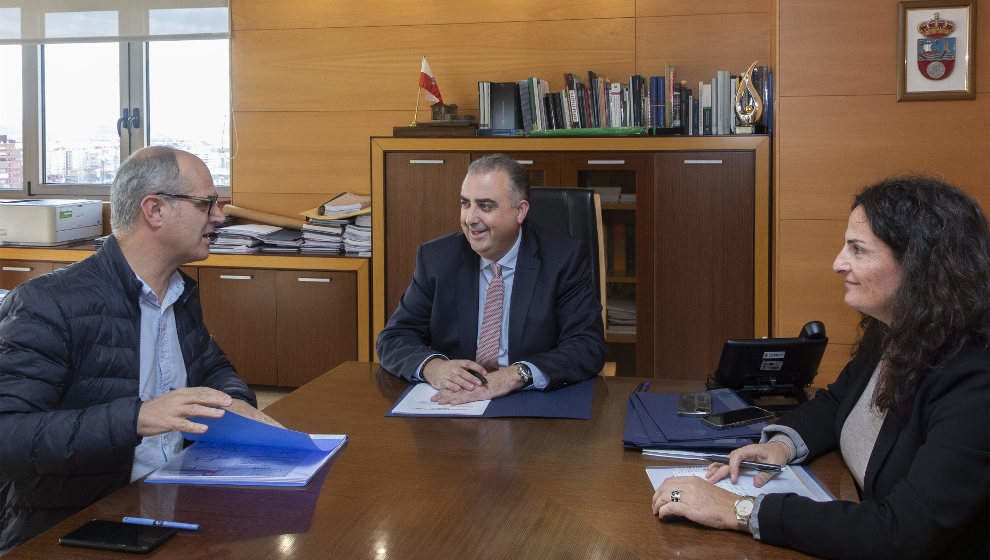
[[852, 177, 990, 415]]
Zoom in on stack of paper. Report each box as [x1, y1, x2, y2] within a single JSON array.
[[623, 388, 765, 449], [607, 296, 636, 336], [645, 464, 834, 501], [343, 220, 371, 255], [301, 223, 343, 254], [323, 192, 370, 215], [146, 410, 347, 487], [211, 224, 303, 254]]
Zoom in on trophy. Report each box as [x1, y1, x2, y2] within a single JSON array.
[[734, 61, 764, 133]]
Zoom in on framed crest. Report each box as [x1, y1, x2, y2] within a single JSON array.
[[897, 0, 977, 101]]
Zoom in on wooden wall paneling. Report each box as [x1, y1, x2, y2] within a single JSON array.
[[383, 152, 470, 318], [815, 343, 855, 388], [636, 0, 771, 17], [233, 0, 635, 31], [653, 152, 755, 380], [776, 95, 990, 220], [778, 1, 896, 97], [232, 19, 636, 112], [775, 219, 861, 345], [232, 110, 407, 195], [276, 270, 357, 387], [779, 0, 990, 96], [636, 13, 771, 89], [231, 192, 340, 218]]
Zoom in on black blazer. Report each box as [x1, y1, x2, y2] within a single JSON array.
[[376, 223, 606, 389], [758, 343, 990, 559]]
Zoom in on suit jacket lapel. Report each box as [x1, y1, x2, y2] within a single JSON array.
[[509, 225, 539, 361], [863, 409, 899, 498], [455, 236, 481, 357]]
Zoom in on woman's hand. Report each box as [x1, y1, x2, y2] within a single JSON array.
[[706, 440, 790, 487], [651, 476, 744, 531]]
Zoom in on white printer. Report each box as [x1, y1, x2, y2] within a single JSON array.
[[0, 199, 103, 246]]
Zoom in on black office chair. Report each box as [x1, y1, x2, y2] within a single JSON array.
[[526, 188, 610, 375]]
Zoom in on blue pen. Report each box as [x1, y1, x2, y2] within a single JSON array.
[[122, 516, 200, 531]]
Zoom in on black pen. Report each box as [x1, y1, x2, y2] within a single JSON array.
[[467, 369, 488, 386], [704, 455, 782, 473]]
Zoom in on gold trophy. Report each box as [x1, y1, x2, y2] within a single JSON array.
[[734, 61, 763, 134]]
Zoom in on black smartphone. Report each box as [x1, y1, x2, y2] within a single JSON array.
[[701, 406, 773, 429], [59, 519, 177, 554]]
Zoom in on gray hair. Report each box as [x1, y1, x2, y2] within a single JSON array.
[[110, 146, 186, 233], [467, 153, 529, 203]]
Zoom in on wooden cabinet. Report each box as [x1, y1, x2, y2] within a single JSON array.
[[275, 270, 356, 387], [1, 260, 55, 290], [0, 248, 371, 387], [371, 137, 770, 381], [199, 268, 279, 385], [198, 267, 361, 388]]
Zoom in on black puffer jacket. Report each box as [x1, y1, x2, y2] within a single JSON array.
[[0, 235, 255, 553]]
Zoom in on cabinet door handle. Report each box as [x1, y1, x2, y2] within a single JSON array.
[[297, 277, 332, 284], [409, 159, 444, 165], [587, 159, 626, 165], [2, 266, 31, 272], [514, 160, 534, 165], [683, 159, 724, 165], [218, 274, 253, 280]]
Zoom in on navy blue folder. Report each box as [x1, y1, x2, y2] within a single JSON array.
[[387, 378, 594, 419], [623, 388, 765, 449]]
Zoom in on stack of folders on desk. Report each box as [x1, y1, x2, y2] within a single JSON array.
[[343, 214, 371, 255], [301, 222, 344, 254], [146, 410, 347, 486], [211, 224, 303, 254], [623, 388, 765, 449]]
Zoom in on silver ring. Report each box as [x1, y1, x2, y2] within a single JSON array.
[[670, 490, 681, 503]]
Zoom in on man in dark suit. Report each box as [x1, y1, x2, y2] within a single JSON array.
[[377, 154, 607, 405]]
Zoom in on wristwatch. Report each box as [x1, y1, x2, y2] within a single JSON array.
[[512, 362, 533, 387], [734, 496, 756, 530]]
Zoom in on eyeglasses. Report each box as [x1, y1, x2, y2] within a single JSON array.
[[155, 192, 219, 212]]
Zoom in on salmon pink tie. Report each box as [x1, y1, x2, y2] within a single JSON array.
[[475, 264, 503, 372]]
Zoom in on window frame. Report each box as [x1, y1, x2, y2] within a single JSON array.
[[9, 39, 231, 200]]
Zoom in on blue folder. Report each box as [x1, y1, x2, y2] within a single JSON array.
[[623, 388, 765, 449], [387, 378, 594, 419]]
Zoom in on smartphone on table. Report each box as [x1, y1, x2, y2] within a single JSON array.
[[701, 406, 773, 429], [59, 519, 177, 553]]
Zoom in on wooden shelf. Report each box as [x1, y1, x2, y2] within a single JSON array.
[[607, 275, 637, 284], [602, 203, 636, 211], [606, 333, 637, 344]]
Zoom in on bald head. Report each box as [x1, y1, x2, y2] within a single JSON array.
[[110, 146, 207, 233]]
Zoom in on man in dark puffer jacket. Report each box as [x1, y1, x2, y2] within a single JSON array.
[[0, 147, 278, 554]]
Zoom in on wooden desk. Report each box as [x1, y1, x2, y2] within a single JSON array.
[[9, 362, 857, 559]]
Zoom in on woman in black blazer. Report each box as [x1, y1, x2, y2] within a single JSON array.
[[652, 177, 990, 559]]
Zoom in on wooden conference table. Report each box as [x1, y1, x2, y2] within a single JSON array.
[[10, 362, 858, 559]]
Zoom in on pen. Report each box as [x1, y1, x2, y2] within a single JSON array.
[[703, 455, 782, 473], [467, 369, 488, 386], [632, 382, 645, 394], [122, 517, 200, 531]]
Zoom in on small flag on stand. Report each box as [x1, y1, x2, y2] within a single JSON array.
[[419, 56, 443, 104]]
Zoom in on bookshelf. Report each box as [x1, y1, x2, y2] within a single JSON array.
[[371, 136, 770, 381]]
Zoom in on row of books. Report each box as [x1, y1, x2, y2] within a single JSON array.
[[477, 66, 773, 136]]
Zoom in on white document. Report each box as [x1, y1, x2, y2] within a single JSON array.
[[646, 465, 834, 502], [390, 383, 491, 416]]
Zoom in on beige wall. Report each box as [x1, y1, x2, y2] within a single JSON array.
[[774, 1, 990, 385], [230, 0, 989, 386]]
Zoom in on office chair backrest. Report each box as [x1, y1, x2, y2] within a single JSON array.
[[526, 187, 605, 306]]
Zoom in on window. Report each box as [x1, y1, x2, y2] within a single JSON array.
[[0, 1, 230, 197], [0, 44, 23, 190]]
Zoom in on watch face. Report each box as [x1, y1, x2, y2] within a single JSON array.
[[736, 499, 754, 517]]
